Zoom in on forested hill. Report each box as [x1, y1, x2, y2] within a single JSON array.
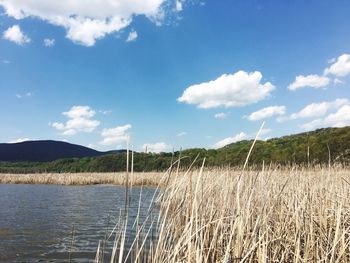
[[1, 126, 350, 173]]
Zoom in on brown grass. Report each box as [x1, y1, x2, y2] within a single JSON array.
[[0, 172, 163, 186], [99, 165, 350, 262]]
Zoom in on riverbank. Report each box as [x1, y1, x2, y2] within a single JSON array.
[[0, 172, 165, 186]]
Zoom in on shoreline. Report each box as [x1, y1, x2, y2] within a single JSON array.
[[0, 172, 165, 186]]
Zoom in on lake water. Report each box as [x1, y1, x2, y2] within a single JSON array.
[[0, 184, 159, 262]]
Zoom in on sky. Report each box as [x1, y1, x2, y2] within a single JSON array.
[[0, 0, 350, 152]]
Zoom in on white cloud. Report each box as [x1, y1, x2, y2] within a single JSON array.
[[213, 132, 248, 148], [323, 105, 350, 127], [334, 78, 345, 85], [43, 38, 55, 47], [0, 0, 174, 46], [290, 99, 349, 120], [300, 105, 350, 130], [324, 54, 350, 77], [178, 71, 275, 109], [247, 106, 286, 121], [8, 138, 31, 143], [177, 131, 187, 137], [100, 124, 131, 146], [52, 106, 100, 136], [3, 25, 30, 45], [175, 0, 183, 11], [143, 142, 170, 153], [2, 60, 11, 64], [288, 74, 330, 91], [214, 112, 228, 119], [126, 30, 138, 42]]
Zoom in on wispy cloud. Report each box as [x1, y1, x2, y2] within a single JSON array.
[[15, 92, 33, 99], [214, 112, 228, 119], [126, 30, 138, 42], [43, 38, 55, 47], [177, 131, 187, 137], [99, 110, 112, 115]]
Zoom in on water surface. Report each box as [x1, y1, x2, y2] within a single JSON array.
[[0, 184, 158, 262]]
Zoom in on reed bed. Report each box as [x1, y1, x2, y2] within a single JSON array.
[[0, 172, 163, 186], [100, 165, 350, 262]]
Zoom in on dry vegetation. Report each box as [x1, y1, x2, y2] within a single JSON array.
[[0, 172, 163, 186], [95, 165, 350, 262]]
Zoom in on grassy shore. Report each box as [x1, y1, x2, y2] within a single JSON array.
[[0, 172, 164, 186]]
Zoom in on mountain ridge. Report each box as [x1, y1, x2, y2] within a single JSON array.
[[0, 140, 107, 162]]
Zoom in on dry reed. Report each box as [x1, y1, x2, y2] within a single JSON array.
[[0, 172, 163, 186], [100, 165, 350, 262]]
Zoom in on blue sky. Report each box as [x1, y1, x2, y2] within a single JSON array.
[[1, 0, 350, 152]]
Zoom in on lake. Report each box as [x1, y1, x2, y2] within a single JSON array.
[[0, 184, 159, 262]]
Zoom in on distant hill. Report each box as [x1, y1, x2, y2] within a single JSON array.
[[0, 127, 350, 173], [0, 140, 109, 162], [218, 126, 350, 165]]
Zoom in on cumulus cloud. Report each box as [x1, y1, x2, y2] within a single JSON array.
[[178, 71, 275, 109], [288, 74, 330, 91], [51, 106, 100, 136], [3, 25, 30, 45], [247, 106, 286, 121], [301, 105, 350, 130], [126, 30, 138, 42], [43, 38, 55, 47], [290, 99, 349, 120], [100, 124, 131, 146], [0, 0, 176, 46], [214, 112, 228, 119], [213, 132, 248, 148], [288, 53, 350, 91], [143, 142, 170, 153], [324, 54, 350, 77]]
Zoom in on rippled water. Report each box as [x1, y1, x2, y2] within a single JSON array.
[[0, 184, 158, 262]]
